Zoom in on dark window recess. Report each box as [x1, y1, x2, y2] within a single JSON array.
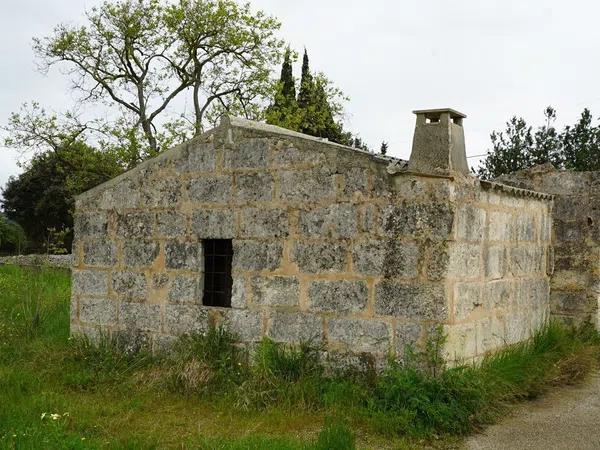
[[202, 239, 233, 308]]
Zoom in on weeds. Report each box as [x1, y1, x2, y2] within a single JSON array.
[[1, 265, 600, 449]]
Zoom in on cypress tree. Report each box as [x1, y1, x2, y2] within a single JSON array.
[[280, 48, 296, 102], [297, 49, 313, 110], [265, 48, 300, 130]]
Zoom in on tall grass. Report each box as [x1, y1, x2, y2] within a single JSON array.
[[1, 265, 599, 449]]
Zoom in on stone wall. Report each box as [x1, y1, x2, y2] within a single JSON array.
[[444, 180, 552, 361], [0, 254, 72, 269], [498, 165, 600, 328], [71, 116, 553, 365]]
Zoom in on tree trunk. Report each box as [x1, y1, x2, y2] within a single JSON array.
[[193, 80, 202, 136]]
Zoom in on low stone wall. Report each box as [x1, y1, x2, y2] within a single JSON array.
[[0, 254, 73, 269], [444, 179, 552, 362], [499, 165, 600, 328]]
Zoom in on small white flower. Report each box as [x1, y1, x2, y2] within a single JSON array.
[[50, 414, 61, 421]]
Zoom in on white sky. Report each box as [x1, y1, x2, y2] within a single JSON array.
[[2, 0, 600, 189]]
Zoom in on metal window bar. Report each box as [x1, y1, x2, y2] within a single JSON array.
[[202, 239, 233, 308]]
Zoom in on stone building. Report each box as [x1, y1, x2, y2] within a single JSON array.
[[71, 108, 553, 364], [499, 165, 600, 328]]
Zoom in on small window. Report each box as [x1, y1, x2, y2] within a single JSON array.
[[202, 239, 233, 308]]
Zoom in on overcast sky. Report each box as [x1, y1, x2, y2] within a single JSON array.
[[1, 0, 600, 189]]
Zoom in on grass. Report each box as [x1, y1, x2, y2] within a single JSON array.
[[0, 265, 599, 449]]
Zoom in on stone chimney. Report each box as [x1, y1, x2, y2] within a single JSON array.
[[408, 108, 469, 176]]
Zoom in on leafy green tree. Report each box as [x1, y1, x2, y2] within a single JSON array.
[[163, 0, 284, 134], [562, 109, 600, 171], [477, 117, 534, 179], [1, 142, 122, 251], [478, 106, 600, 178], [32, 0, 284, 155], [0, 214, 27, 254], [531, 107, 562, 168]]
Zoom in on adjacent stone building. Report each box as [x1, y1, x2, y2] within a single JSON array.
[[499, 165, 600, 328], [71, 109, 553, 365]]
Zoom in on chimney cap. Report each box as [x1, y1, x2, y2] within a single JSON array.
[[412, 108, 467, 119]]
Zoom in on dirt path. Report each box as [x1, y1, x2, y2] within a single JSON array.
[[464, 373, 600, 450]]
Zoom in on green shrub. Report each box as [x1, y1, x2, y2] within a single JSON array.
[[313, 419, 356, 450], [168, 325, 247, 394]]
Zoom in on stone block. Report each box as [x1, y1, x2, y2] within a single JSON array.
[[187, 141, 216, 172], [453, 282, 483, 321], [375, 281, 447, 320], [224, 309, 263, 341], [292, 241, 348, 273], [328, 319, 391, 353], [515, 213, 536, 242], [298, 204, 357, 238], [74, 212, 108, 237], [79, 297, 117, 326], [241, 208, 288, 238], [342, 168, 369, 197], [100, 179, 141, 209], [272, 145, 326, 168], [425, 243, 450, 281], [447, 243, 482, 279], [187, 176, 232, 203], [251, 276, 299, 307], [352, 239, 419, 278], [504, 313, 528, 345], [191, 209, 235, 238], [485, 245, 506, 279], [395, 323, 422, 357], [157, 211, 187, 238], [165, 241, 201, 270], [510, 246, 541, 276], [267, 311, 322, 344], [359, 204, 378, 233], [488, 211, 512, 242], [455, 205, 486, 241], [141, 178, 183, 207], [483, 279, 512, 310], [235, 172, 274, 202], [279, 169, 336, 203], [119, 302, 161, 331], [83, 240, 117, 267], [113, 329, 153, 354], [112, 271, 148, 300], [72, 270, 109, 296], [380, 202, 454, 240], [123, 240, 160, 268], [231, 278, 247, 308], [550, 291, 589, 315], [164, 304, 209, 335], [232, 240, 283, 271], [443, 323, 477, 361], [555, 220, 584, 242], [308, 280, 368, 313], [168, 274, 202, 303], [153, 334, 179, 355], [116, 212, 154, 238], [224, 138, 269, 169]]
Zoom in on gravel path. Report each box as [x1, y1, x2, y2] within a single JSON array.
[[464, 374, 600, 450]]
